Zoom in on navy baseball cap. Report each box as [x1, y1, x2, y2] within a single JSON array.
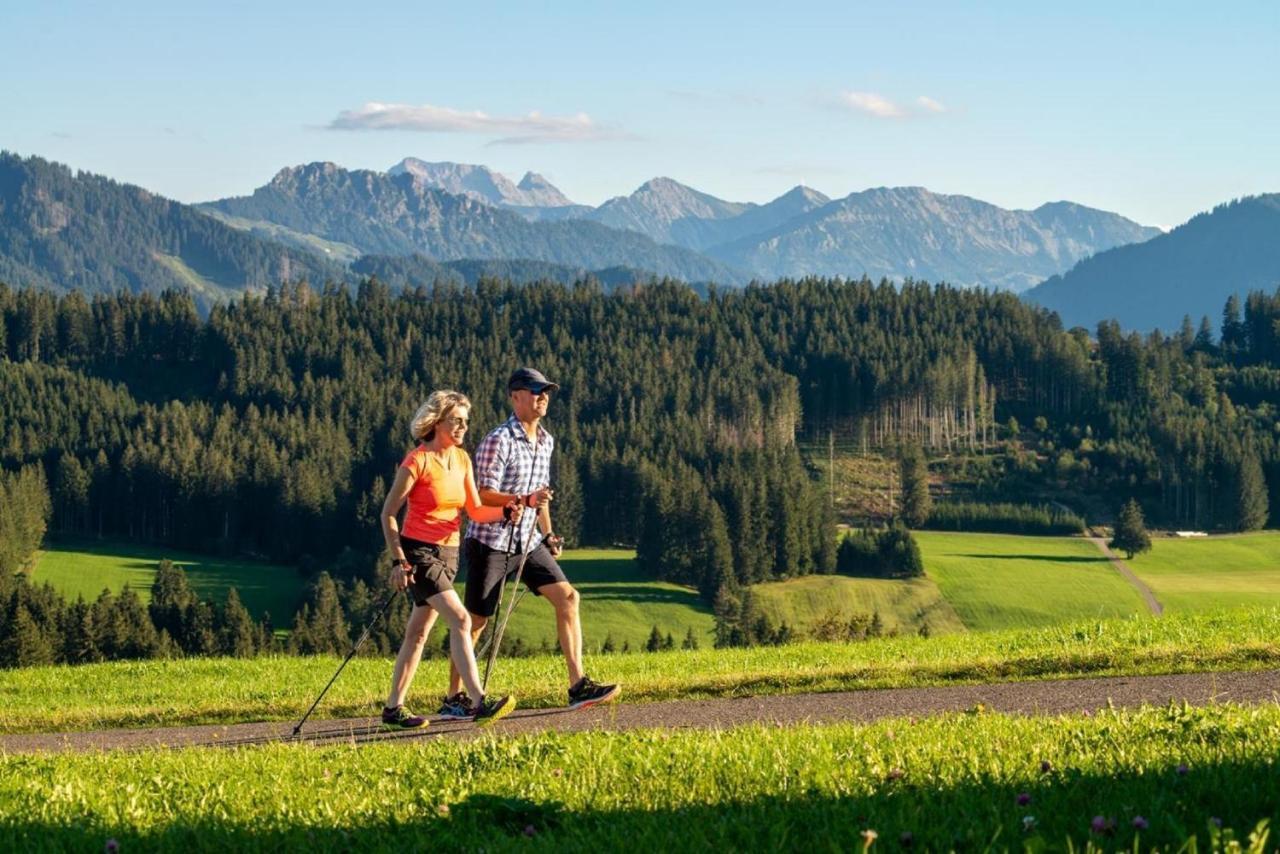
[[508, 367, 560, 394]]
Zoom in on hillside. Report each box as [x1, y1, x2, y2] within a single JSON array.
[[1025, 194, 1280, 331], [203, 163, 746, 284], [0, 153, 343, 307], [708, 187, 1160, 290]]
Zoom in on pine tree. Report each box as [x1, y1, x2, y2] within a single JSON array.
[[601, 632, 616, 654], [1235, 449, 1269, 532], [0, 604, 56, 667], [1111, 499, 1152, 559], [899, 445, 932, 528], [681, 626, 699, 650], [218, 587, 258, 657], [645, 625, 663, 653]]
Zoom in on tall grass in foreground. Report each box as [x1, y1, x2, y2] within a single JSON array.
[[1, 609, 1278, 733], [0, 705, 1276, 851]]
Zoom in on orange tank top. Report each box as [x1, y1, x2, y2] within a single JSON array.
[[399, 445, 474, 546]]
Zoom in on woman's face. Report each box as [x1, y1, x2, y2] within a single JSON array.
[[438, 405, 469, 448]]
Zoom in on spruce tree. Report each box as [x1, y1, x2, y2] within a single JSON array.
[[218, 587, 258, 657], [681, 626, 699, 650], [899, 445, 932, 528], [645, 625, 663, 653], [1235, 449, 1269, 532], [1111, 499, 1152, 559]]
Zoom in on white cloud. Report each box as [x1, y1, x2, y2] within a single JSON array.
[[839, 91, 905, 118], [327, 102, 626, 144], [916, 96, 947, 113]]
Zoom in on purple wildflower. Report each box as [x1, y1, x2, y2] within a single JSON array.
[[1176, 763, 1189, 776], [105, 841, 119, 854], [1039, 760, 1052, 774], [524, 824, 536, 837], [1017, 792, 1032, 807], [1091, 815, 1110, 834], [1132, 816, 1149, 831], [1211, 817, 1223, 828]]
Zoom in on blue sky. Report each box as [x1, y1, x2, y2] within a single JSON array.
[[3, 0, 1277, 227]]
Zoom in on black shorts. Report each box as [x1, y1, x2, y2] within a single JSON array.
[[463, 538, 568, 618], [400, 537, 460, 607]]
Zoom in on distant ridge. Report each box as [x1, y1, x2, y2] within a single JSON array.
[[1024, 194, 1280, 331]]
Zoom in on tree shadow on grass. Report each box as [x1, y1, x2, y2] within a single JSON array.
[[4, 759, 1274, 851]]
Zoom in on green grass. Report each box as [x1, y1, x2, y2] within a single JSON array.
[[1, 705, 1276, 850], [2, 608, 1277, 734], [752, 574, 966, 636], [458, 550, 715, 654], [916, 531, 1149, 630], [31, 539, 305, 622], [1128, 532, 1280, 613]]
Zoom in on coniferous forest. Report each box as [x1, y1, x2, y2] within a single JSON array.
[[2, 275, 1280, 665]]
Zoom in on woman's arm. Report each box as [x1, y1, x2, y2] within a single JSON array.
[[381, 465, 416, 559], [463, 460, 510, 524]]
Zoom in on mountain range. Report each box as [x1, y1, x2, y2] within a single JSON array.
[[12, 149, 1257, 332], [1025, 194, 1280, 332]]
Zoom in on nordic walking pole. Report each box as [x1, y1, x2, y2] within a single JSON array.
[[481, 512, 539, 691], [292, 591, 401, 737], [475, 518, 519, 663]]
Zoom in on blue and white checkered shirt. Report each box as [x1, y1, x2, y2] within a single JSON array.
[[466, 414, 554, 553]]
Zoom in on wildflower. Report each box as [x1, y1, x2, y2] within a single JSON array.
[[1039, 760, 1052, 774], [437, 804, 450, 816], [552, 768, 563, 777], [861, 828, 878, 849], [1176, 763, 1189, 776], [1017, 792, 1031, 807], [1091, 815, 1110, 834], [899, 831, 914, 847], [1210, 817, 1223, 828], [886, 767, 905, 781], [524, 825, 536, 838], [1022, 816, 1037, 833], [105, 841, 119, 854], [1132, 816, 1149, 831]]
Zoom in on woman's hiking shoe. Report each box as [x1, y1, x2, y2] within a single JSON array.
[[567, 676, 620, 710], [437, 692, 473, 719], [471, 694, 516, 727], [381, 705, 428, 730]]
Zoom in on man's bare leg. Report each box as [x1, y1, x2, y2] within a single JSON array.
[[540, 582, 585, 686]]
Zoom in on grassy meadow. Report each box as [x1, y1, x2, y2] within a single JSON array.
[[915, 531, 1150, 630], [752, 573, 966, 636], [1, 704, 1275, 851], [31, 540, 305, 621], [457, 549, 716, 653], [2, 608, 1277, 733], [1128, 532, 1280, 613]]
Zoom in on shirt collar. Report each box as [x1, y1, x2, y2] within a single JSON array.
[[505, 413, 549, 444]]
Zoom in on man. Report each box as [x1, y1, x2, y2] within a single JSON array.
[[442, 366, 619, 713]]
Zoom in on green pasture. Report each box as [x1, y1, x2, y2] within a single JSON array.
[[30, 540, 304, 622], [915, 531, 1149, 630], [1128, 532, 1280, 613], [457, 549, 716, 653], [1, 705, 1275, 850], [752, 574, 966, 636], [2, 608, 1277, 733]]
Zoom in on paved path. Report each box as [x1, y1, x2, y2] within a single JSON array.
[[1088, 536, 1164, 615], [3, 669, 1277, 755]]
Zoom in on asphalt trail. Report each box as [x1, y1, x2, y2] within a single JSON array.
[[2, 669, 1278, 754]]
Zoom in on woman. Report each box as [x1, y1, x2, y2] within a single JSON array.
[[379, 390, 520, 728]]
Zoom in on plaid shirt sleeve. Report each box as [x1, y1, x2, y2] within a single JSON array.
[[473, 427, 507, 492]]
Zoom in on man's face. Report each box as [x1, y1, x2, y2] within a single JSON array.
[[511, 387, 551, 420]]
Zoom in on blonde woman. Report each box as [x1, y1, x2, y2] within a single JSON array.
[[379, 390, 520, 728]]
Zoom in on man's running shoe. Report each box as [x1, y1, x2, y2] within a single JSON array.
[[381, 705, 428, 730], [471, 694, 516, 727], [567, 676, 620, 710], [437, 692, 473, 720]]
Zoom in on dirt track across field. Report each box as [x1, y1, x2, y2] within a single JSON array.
[[2, 669, 1278, 755], [1088, 536, 1164, 616]]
